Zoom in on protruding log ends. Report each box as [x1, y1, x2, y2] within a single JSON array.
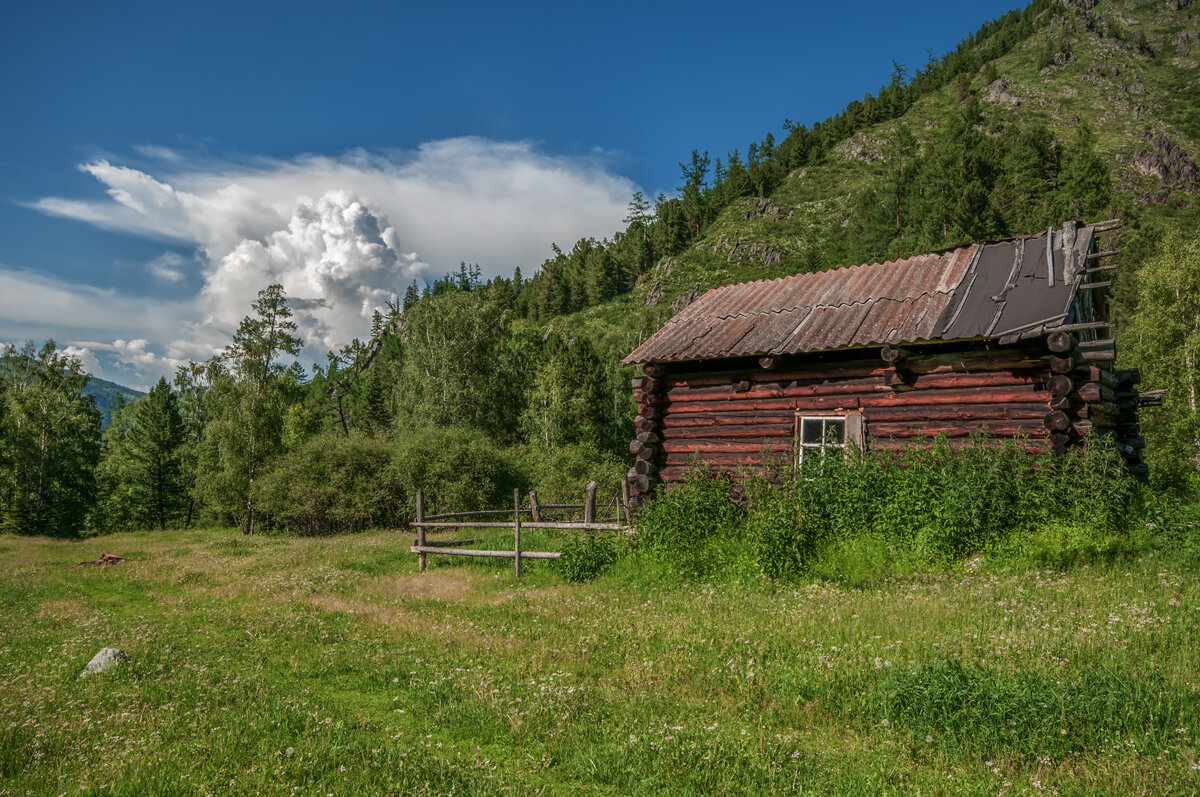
[[629, 363, 668, 503], [758, 355, 780, 370], [880, 346, 908, 364], [1138, 389, 1166, 407], [635, 444, 660, 461], [1050, 352, 1084, 374], [633, 459, 658, 476], [1048, 374, 1075, 398], [626, 468, 654, 495], [733, 379, 751, 393], [1044, 410, 1072, 432], [1048, 359, 1150, 478], [1047, 331, 1077, 354]]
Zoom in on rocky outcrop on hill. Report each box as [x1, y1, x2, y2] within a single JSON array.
[[834, 133, 884, 164], [743, 198, 783, 220], [985, 76, 1022, 106], [707, 235, 784, 268], [1117, 131, 1200, 202]]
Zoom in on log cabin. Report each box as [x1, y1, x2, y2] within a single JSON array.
[[621, 220, 1152, 508]]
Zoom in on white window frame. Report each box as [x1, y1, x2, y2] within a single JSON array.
[[794, 412, 865, 468]]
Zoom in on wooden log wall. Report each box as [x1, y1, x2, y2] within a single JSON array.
[[627, 347, 1064, 500], [1042, 332, 1147, 479], [627, 363, 667, 509]]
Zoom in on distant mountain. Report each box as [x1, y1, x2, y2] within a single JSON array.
[[623, 0, 1200, 315], [84, 377, 145, 428]]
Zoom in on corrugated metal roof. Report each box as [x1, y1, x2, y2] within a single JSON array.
[[623, 223, 1097, 364]]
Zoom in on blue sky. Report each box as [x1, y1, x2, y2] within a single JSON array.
[[0, 0, 1025, 387]]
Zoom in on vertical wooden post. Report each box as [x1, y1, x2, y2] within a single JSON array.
[[529, 490, 540, 523], [513, 488, 522, 579], [584, 481, 597, 525], [415, 488, 426, 573], [619, 479, 630, 527]]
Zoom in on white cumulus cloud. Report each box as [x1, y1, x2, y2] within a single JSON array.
[[203, 191, 427, 351], [26, 137, 639, 383]]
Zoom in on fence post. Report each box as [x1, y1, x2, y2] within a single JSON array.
[[513, 488, 522, 578], [584, 481, 597, 525], [529, 490, 540, 523], [416, 488, 426, 573], [619, 479, 630, 528]]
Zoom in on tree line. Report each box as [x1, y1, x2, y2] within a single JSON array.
[[0, 274, 636, 536], [3, 0, 1197, 536]]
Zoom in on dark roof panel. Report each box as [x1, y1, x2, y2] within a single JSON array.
[[623, 223, 1097, 365]]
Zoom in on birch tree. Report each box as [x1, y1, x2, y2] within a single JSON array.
[[0, 342, 101, 536], [1125, 231, 1200, 487]]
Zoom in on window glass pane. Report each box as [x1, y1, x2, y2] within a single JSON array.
[[801, 419, 824, 443], [825, 419, 846, 444]]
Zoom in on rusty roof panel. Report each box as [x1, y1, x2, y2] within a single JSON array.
[[623, 224, 1098, 365]]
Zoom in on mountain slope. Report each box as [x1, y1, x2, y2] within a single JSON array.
[[621, 0, 1199, 319], [84, 377, 145, 428]]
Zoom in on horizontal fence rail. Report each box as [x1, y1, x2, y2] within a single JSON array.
[[410, 481, 632, 577]]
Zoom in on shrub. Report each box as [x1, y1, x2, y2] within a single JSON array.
[[634, 464, 747, 579], [521, 444, 625, 505], [556, 530, 619, 583], [388, 425, 526, 516], [254, 432, 401, 535], [644, 435, 1142, 581]]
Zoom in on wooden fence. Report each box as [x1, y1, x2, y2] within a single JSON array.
[[409, 481, 631, 577]]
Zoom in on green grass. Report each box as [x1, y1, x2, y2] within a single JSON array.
[[1, 527, 1198, 794]]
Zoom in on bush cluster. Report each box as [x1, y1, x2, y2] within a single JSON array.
[[635, 465, 749, 579], [636, 436, 1141, 581], [253, 426, 526, 535], [253, 433, 401, 535], [555, 530, 619, 583]]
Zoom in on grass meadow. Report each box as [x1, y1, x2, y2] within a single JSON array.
[[0, 527, 1198, 795]]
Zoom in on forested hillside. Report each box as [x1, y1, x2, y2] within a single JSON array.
[[83, 377, 145, 428], [3, 0, 1199, 536]]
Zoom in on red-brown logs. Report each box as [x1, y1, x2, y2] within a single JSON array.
[[1044, 410, 1073, 432], [1048, 375, 1075, 398], [1051, 353, 1084, 374], [1074, 382, 1115, 403]]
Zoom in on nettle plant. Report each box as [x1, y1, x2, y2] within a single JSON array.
[[637, 434, 1140, 581]]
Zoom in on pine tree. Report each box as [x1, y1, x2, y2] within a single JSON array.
[[358, 367, 393, 436], [1055, 123, 1112, 221], [125, 378, 186, 529]]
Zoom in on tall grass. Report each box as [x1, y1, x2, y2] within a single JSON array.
[[2, 527, 1197, 794], [637, 435, 1142, 584]]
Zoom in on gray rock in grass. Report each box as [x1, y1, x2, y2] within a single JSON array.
[[79, 647, 129, 678]]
